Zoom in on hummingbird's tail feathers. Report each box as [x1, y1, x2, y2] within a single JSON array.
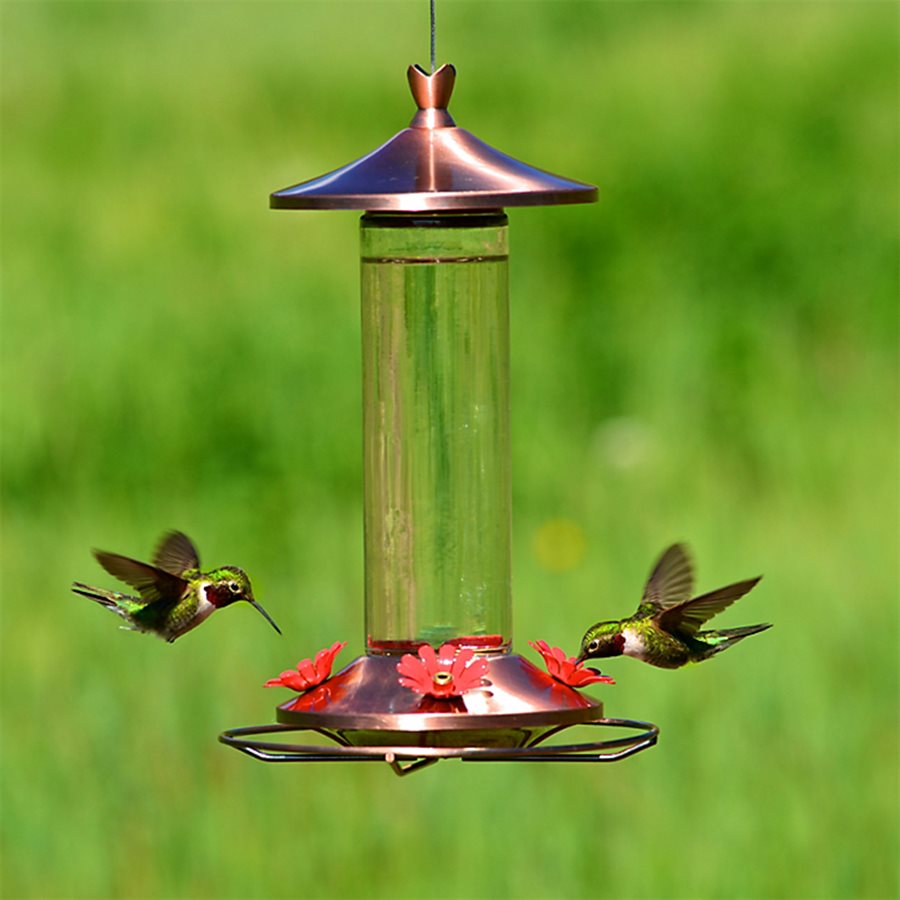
[[71, 582, 141, 620], [702, 623, 772, 655], [72, 581, 122, 608]]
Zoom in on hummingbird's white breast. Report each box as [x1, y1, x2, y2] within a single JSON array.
[[179, 581, 217, 636], [195, 583, 216, 617], [621, 627, 648, 660]]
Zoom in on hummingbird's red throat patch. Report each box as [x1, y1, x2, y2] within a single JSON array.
[[204, 584, 232, 608]]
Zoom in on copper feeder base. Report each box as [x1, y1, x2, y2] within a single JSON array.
[[219, 654, 658, 775]]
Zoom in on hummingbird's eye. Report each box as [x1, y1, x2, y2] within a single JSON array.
[[228, 581, 240, 593], [588, 639, 600, 653]]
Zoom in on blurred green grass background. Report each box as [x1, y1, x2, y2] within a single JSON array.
[[2, 2, 897, 898]]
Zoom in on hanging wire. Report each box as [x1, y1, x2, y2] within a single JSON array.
[[430, 0, 436, 72]]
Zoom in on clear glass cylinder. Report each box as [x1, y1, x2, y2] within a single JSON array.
[[361, 212, 511, 654]]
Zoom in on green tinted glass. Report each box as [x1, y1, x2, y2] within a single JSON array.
[[361, 213, 511, 653]]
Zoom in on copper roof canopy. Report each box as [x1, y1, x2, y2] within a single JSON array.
[[220, 64, 658, 775], [270, 64, 598, 212]]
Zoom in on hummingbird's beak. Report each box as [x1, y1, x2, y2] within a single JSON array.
[[574, 650, 587, 665], [249, 599, 282, 635]]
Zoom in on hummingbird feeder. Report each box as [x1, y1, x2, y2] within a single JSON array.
[[219, 58, 658, 775]]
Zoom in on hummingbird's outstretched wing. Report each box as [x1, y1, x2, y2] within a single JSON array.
[[93, 551, 188, 605], [656, 576, 763, 635], [153, 531, 200, 575], [639, 543, 695, 612]]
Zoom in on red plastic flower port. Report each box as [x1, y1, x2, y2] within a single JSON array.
[[397, 643, 490, 699], [264, 641, 347, 693], [529, 639, 615, 688]]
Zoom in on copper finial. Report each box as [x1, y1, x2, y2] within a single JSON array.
[[407, 63, 456, 128], [270, 64, 597, 211]]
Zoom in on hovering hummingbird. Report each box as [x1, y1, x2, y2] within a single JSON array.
[[577, 544, 769, 669], [72, 531, 281, 642]]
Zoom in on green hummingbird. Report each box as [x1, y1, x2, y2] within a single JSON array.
[[577, 543, 770, 669], [72, 531, 281, 642]]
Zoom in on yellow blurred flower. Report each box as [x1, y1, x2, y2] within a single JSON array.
[[532, 518, 587, 572]]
